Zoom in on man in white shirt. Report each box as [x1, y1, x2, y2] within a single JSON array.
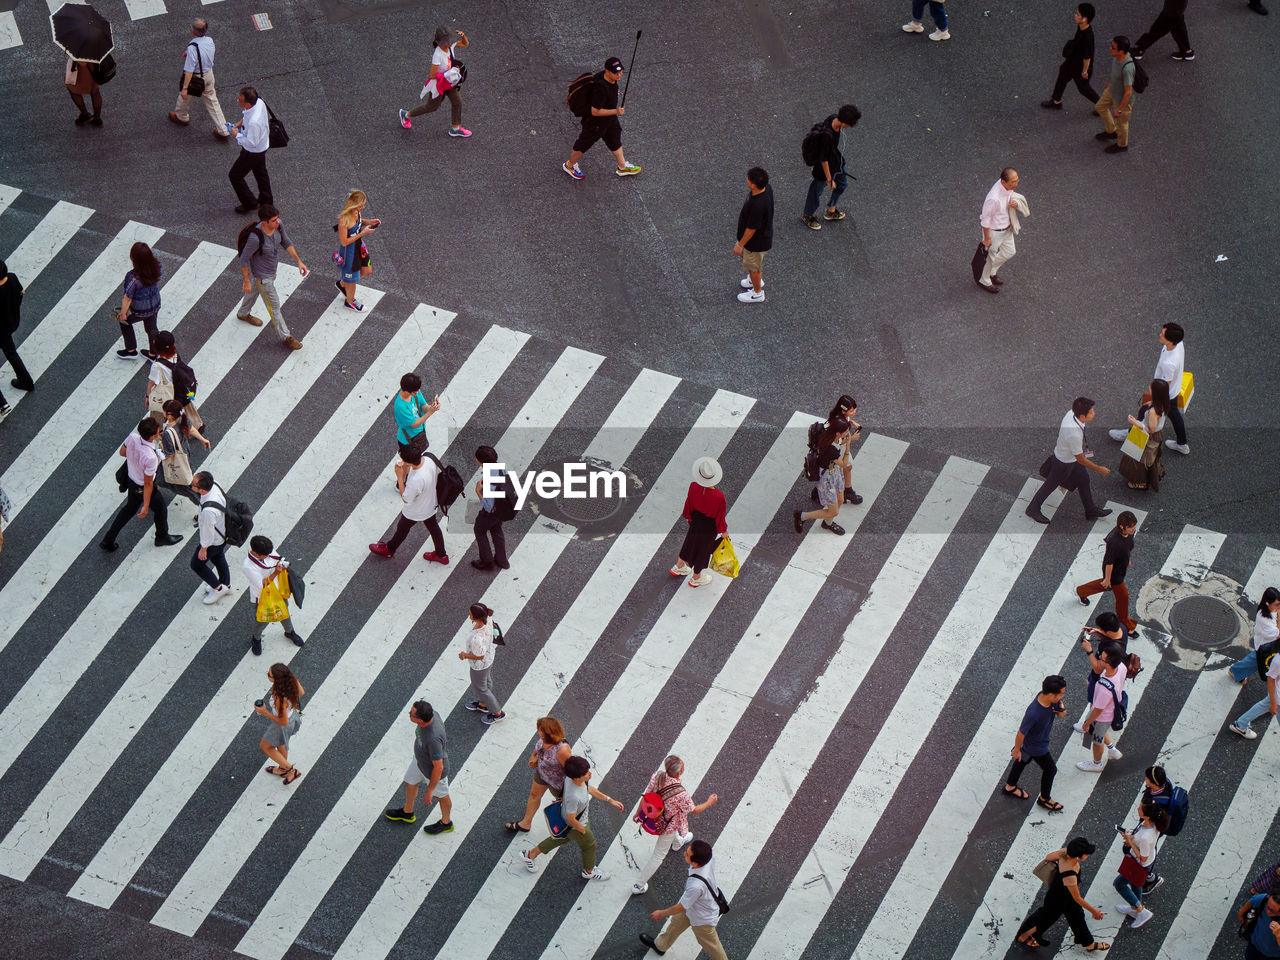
[[1107, 321, 1189, 454], [368, 451, 449, 564], [977, 167, 1019, 293], [168, 19, 229, 138], [190, 471, 232, 604], [1026, 397, 1113, 525], [242, 534, 304, 656], [640, 840, 728, 960], [229, 86, 272, 214], [100, 418, 184, 552]]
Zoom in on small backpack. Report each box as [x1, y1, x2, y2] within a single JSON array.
[[566, 71, 602, 117], [1130, 58, 1150, 94], [801, 121, 830, 167], [1124, 651, 1143, 682], [802, 447, 824, 483], [156, 355, 198, 401], [236, 221, 264, 255], [425, 453, 465, 516], [202, 492, 255, 548], [1159, 785, 1189, 837], [491, 621, 506, 646], [633, 780, 687, 835], [1097, 675, 1129, 731], [494, 472, 518, 522]]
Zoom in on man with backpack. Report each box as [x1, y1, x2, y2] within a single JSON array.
[[243, 534, 304, 656], [190, 471, 233, 604], [229, 86, 272, 212], [562, 57, 641, 180], [1077, 645, 1127, 773], [235, 204, 307, 351], [1236, 889, 1280, 959], [639, 839, 729, 960], [472, 445, 512, 571], [368, 450, 450, 565], [800, 103, 860, 230], [1095, 36, 1137, 153]]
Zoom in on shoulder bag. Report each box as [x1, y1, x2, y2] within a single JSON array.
[[265, 101, 289, 148], [1032, 857, 1058, 885], [184, 42, 206, 98], [161, 426, 193, 485]]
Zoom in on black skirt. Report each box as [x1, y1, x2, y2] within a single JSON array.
[[679, 510, 719, 572]]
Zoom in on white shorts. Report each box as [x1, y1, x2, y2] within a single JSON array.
[[404, 760, 450, 797]]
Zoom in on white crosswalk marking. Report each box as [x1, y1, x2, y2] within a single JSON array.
[[948, 524, 1221, 958], [0, 267, 304, 656], [537, 431, 908, 960], [0, 288, 369, 794], [3, 240, 233, 517], [3, 200, 94, 286], [853, 502, 1144, 959], [123, 0, 166, 20], [0, 12, 21, 50], [0, 183, 18, 214]]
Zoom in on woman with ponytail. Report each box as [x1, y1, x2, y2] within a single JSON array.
[[459, 602, 505, 725]]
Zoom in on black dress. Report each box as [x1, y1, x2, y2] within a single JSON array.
[[1017, 860, 1096, 947]]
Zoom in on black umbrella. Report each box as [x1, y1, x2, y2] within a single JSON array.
[[50, 2, 113, 64]]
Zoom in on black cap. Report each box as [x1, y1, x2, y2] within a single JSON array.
[[605, 56, 624, 73]]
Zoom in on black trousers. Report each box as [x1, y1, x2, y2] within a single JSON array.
[[1051, 60, 1099, 103], [1028, 459, 1099, 516], [387, 513, 446, 556], [118, 311, 159, 354], [103, 478, 171, 545], [0, 330, 34, 389], [1018, 883, 1096, 946], [1136, 10, 1191, 53], [229, 148, 273, 207], [1167, 402, 1188, 445], [1007, 751, 1058, 800], [474, 509, 507, 565]]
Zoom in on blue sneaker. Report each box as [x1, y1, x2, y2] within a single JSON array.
[[399, 109, 412, 129], [562, 161, 584, 180]]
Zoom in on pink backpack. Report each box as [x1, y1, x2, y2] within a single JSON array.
[[633, 780, 686, 835]]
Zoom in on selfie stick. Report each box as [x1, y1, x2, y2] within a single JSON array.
[[620, 30, 641, 106]]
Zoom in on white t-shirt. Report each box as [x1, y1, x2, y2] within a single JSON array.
[[149, 359, 173, 386], [1153, 342, 1185, 398], [431, 43, 456, 72], [400, 458, 440, 521], [1252, 612, 1279, 651], [466, 623, 495, 671], [1053, 410, 1085, 464], [242, 551, 284, 601], [1129, 824, 1159, 865]]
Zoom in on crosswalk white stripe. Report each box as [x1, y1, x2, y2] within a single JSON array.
[[0, 268, 303, 654], [45, 0, 84, 12], [439, 409, 818, 960], [660, 455, 990, 960], [123, 0, 166, 19], [0, 289, 368, 790], [740, 477, 1055, 960], [2, 200, 94, 286], [9, 220, 164, 410], [3, 240, 234, 517], [537, 431, 909, 960], [0, 184, 18, 215], [0, 11, 21, 49], [168, 344, 600, 945], [319, 389, 754, 960], [852, 501, 1145, 960], [1244, 547, 1280, 604], [70, 316, 519, 911], [949, 525, 1223, 958], [1155, 721, 1280, 957]]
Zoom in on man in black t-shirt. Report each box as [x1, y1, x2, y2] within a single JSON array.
[[1042, 4, 1100, 109], [802, 103, 860, 230], [734, 168, 773, 303], [562, 56, 642, 180]]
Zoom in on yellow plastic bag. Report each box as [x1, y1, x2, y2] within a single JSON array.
[[278, 567, 292, 601], [709, 536, 740, 579], [1177, 371, 1194, 411], [256, 579, 290, 623]]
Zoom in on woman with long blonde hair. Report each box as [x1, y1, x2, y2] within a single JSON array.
[[335, 189, 379, 312]]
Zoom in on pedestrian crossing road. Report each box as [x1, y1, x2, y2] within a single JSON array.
[[1, 183, 1278, 960]]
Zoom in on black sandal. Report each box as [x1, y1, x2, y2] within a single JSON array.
[[821, 519, 846, 536], [1037, 797, 1064, 813], [281, 766, 302, 785], [1016, 934, 1046, 949], [1003, 786, 1030, 800], [504, 821, 531, 833]]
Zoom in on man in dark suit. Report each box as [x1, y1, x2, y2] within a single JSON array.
[[1042, 4, 1100, 109]]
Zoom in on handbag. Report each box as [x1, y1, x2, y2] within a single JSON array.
[[265, 101, 289, 148], [1118, 853, 1149, 887], [1119, 423, 1149, 462], [1177, 371, 1194, 411], [544, 800, 570, 838], [183, 42, 206, 97], [1032, 858, 1058, 885], [970, 242, 988, 283], [148, 380, 175, 423], [710, 535, 740, 579], [161, 427, 193, 485]]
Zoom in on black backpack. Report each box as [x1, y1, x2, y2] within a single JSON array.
[[89, 54, 116, 85], [801, 121, 830, 167], [1130, 58, 1149, 94], [566, 71, 602, 118], [1257, 638, 1280, 681], [203, 491, 255, 548], [156, 355, 198, 401], [802, 420, 826, 481], [494, 472, 518, 522], [425, 453, 465, 516], [236, 221, 264, 256]]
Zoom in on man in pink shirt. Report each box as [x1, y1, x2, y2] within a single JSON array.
[[100, 418, 184, 551], [1077, 645, 1127, 772], [976, 168, 1019, 293]]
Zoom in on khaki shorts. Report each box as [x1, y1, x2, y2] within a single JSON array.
[[741, 249, 766, 273], [404, 760, 450, 797]]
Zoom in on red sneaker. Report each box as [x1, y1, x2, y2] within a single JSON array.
[[369, 542, 394, 558], [423, 551, 450, 565]]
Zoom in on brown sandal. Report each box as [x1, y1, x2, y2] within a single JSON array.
[[281, 766, 302, 785], [1085, 943, 1111, 952]]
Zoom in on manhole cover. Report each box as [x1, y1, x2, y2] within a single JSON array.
[[556, 491, 625, 524], [1169, 595, 1241, 650]]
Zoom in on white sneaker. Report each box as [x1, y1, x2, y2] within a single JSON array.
[[1231, 723, 1259, 740], [1072, 721, 1085, 734], [688, 571, 714, 587], [582, 868, 610, 881], [1107, 745, 1123, 760], [1131, 908, 1154, 928], [737, 289, 766, 303], [631, 881, 649, 895], [678, 831, 693, 847], [740, 277, 765, 289], [202, 584, 231, 605], [1165, 440, 1190, 455], [1116, 904, 1136, 917], [902, 20, 924, 32], [1108, 428, 1128, 442], [519, 850, 537, 872], [929, 29, 951, 41], [1076, 758, 1107, 773], [670, 563, 693, 577]]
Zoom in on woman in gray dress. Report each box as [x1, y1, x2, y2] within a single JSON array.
[[256, 663, 304, 785]]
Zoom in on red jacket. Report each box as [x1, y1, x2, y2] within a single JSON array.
[[682, 482, 727, 534]]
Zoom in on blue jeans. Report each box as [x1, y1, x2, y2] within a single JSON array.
[[1113, 873, 1143, 909], [1232, 651, 1259, 683], [804, 166, 848, 217], [911, 0, 947, 29], [1237, 695, 1276, 730], [191, 541, 230, 589]]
